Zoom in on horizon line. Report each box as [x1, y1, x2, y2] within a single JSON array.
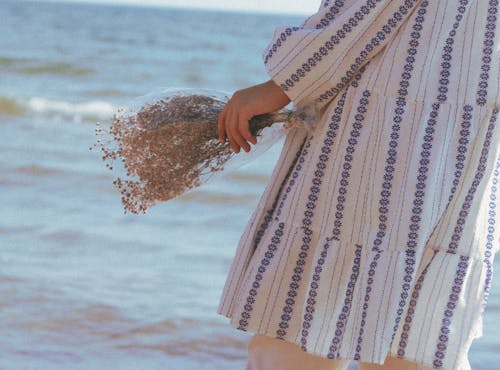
[[21, 0, 314, 16]]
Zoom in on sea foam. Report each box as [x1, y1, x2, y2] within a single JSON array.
[[28, 97, 116, 122]]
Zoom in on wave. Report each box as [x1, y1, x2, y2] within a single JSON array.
[[0, 96, 116, 122], [0, 55, 94, 77], [0, 97, 27, 116], [17, 62, 94, 76], [0, 56, 26, 66], [28, 97, 115, 122], [14, 165, 62, 177]]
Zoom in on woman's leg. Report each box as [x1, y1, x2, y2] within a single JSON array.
[[246, 334, 351, 370], [358, 355, 435, 370]]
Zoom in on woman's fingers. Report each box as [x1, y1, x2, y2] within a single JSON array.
[[218, 106, 227, 144], [234, 120, 251, 153], [226, 110, 241, 153], [230, 113, 251, 153], [220, 94, 259, 153], [227, 113, 253, 153], [238, 114, 257, 146]]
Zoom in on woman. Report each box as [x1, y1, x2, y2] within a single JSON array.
[[217, 0, 500, 369]]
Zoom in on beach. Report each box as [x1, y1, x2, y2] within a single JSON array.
[[0, 1, 499, 369]]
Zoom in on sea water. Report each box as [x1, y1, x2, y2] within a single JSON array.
[[0, 1, 498, 369]]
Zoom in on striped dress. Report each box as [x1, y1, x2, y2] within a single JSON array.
[[217, 1, 500, 369]]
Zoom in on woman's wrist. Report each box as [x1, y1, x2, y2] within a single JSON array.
[[263, 79, 291, 109]]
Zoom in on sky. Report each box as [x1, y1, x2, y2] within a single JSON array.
[[44, 0, 321, 15]]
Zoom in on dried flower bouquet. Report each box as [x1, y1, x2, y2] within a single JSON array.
[[92, 88, 311, 214]]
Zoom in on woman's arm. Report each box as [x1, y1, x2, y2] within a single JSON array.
[[219, 0, 425, 153], [218, 79, 290, 153]]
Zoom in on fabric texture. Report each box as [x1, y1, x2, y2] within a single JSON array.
[[218, 1, 500, 369]]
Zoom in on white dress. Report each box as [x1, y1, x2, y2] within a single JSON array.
[[218, 1, 500, 369]]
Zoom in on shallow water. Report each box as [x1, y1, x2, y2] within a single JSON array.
[[0, 1, 499, 369]]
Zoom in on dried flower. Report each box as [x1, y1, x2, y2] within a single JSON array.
[[91, 88, 309, 214]]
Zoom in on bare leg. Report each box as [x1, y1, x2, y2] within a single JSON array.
[[358, 355, 435, 370], [246, 334, 351, 370]]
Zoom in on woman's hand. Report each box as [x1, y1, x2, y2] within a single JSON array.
[[218, 79, 291, 153]]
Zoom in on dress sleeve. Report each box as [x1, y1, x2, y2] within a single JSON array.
[[262, 0, 425, 109]]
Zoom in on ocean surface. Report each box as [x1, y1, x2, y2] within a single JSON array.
[[0, 1, 499, 369]]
